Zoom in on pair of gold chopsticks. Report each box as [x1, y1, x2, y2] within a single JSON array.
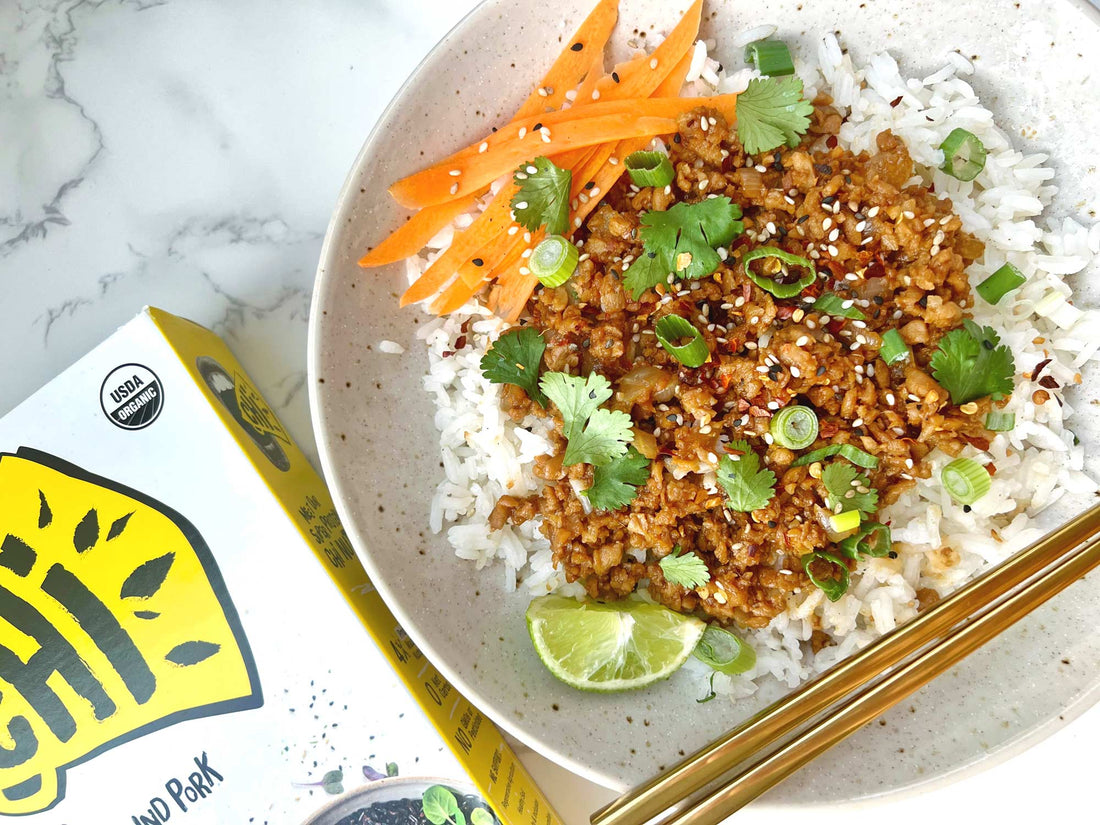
[[592, 502, 1100, 825]]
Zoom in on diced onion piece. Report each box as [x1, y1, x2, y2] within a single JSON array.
[[940, 128, 987, 181], [828, 510, 862, 535], [742, 247, 816, 298], [770, 405, 819, 450], [624, 150, 674, 188], [530, 235, 579, 288], [984, 411, 1015, 432], [976, 262, 1026, 305], [744, 39, 795, 76], [791, 443, 879, 469], [654, 314, 709, 368], [879, 329, 910, 365], [692, 625, 756, 674], [941, 457, 991, 505], [801, 551, 850, 602]]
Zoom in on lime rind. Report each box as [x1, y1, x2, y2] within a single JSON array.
[[526, 595, 706, 692]]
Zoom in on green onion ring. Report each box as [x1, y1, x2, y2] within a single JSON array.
[[791, 443, 879, 469], [693, 625, 757, 674], [801, 551, 850, 602], [976, 262, 1026, 305], [741, 247, 817, 299], [941, 457, 992, 505], [770, 405, 819, 450], [624, 150, 675, 188], [828, 510, 862, 535], [530, 235, 579, 288], [878, 329, 910, 365], [838, 521, 892, 560], [940, 128, 987, 182], [654, 314, 709, 368], [744, 39, 795, 77], [984, 411, 1016, 432]]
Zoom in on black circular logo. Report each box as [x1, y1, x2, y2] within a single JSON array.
[[100, 363, 164, 430]]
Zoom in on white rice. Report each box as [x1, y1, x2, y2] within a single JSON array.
[[405, 29, 1099, 700]]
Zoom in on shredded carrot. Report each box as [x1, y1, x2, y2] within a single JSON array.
[[389, 95, 737, 208], [515, 0, 619, 118], [358, 191, 484, 267], [429, 260, 488, 314]]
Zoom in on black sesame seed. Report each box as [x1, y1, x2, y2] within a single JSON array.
[[814, 163, 833, 175], [982, 339, 994, 350], [767, 520, 777, 528], [844, 175, 852, 184], [916, 295, 929, 308], [472, 258, 484, 266], [585, 181, 595, 189], [963, 504, 972, 513], [673, 133, 682, 143], [816, 366, 827, 376], [888, 551, 898, 559], [612, 71, 620, 83], [821, 195, 837, 206], [873, 295, 884, 305], [532, 122, 542, 132], [571, 42, 584, 51], [797, 215, 810, 224]]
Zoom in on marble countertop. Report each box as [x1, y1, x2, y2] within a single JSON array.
[[3, 1, 1097, 822]]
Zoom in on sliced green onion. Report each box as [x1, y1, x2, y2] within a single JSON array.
[[801, 552, 850, 602], [624, 150, 675, 188], [941, 457, 991, 505], [791, 443, 879, 469], [976, 262, 1026, 305], [879, 329, 910, 365], [839, 521, 892, 559], [940, 128, 987, 182], [742, 247, 816, 299], [654, 314, 709, 368], [770, 405, 819, 450], [984, 411, 1016, 432], [693, 625, 757, 674], [828, 510, 862, 535], [813, 292, 866, 321], [530, 235, 579, 288], [745, 40, 795, 76]]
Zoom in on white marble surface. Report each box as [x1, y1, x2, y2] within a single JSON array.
[[2, 0, 1098, 822]]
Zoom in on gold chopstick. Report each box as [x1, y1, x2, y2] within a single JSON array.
[[666, 525, 1100, 825], [592, 502, 1100, 825]]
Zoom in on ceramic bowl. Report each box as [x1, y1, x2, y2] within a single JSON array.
[[302, 777, 496, 825], [308, 0, 1100, 801]]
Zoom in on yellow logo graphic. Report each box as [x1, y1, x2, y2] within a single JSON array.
[[0, 449, 261, 815]]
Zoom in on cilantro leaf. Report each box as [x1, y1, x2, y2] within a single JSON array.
[[623, 197, 744, 298], [716, 440, 776, 512], [812, 292, 866, 321], [584, 446, 651, 510], [479, 327, 547, 407], [821, 462, 878, 515], [658, 546, 711, 589], [511, 157, 572, 235], [540, 371, 633, 466], [929, 320, 1016, 405], [736, 76, 814, 155]]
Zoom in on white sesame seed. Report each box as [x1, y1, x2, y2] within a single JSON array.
[[785, 195, 796, 205], [515, 201, 529, 210], [756, 365, 769, 373], [852, 417, 863, 428], [449, 183, 459, 195], [591, 89, 600, 100], [591, 187, 601, 196], [521, 248, 532, 259], [764, 433, 774, 445], [886, 393, 895, 405], [860, 236, 874, 246], [698, 180, 708, 190], [574, 217, 582, 228], [518, 127, 527, 139], [828, 245, 839, 257], [828, 228, 840, 242], [565, 89, 577, 101], [608, 156, 618, 165], [650, 57, 659, 69], [930, 244, 941, 256], [755, 164, 767, 173], [791, 366, 801, 377], [923, 217, 936, 227], [822, 218, 833, 231], [701, 117, 709, 132], [707, 452, 719, 464], [940, 215, 951, 225], [478, 142, 489, 153], [855, 221, 867, 232], [508, 225, 519, 235], [796, 335, 810, 347], [526, 165, 537, 174], [867, 206, 880, 218], [903, 210, 915, 220], [541, 131, 552, 143], [766, 221, 777, 234], [519, 266, 530, 275]]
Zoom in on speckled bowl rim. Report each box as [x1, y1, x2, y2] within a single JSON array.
[[300, 775, 486, 825], [309, 0, 1100, 805]]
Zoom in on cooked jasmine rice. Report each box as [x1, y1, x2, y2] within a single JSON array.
[[410, 30, 1099, 700]]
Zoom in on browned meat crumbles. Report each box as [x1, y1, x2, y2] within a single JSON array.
[[494, 101, 999, 629]]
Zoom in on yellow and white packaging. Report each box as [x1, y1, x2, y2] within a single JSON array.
[[0, 308, 562, 825]]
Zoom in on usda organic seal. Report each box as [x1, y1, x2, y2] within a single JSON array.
[[100, 363, 164, 430]]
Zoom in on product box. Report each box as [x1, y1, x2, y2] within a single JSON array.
[[0, 308, 561, 825]]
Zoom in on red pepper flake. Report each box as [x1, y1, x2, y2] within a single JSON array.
[[864, 259, 887, 280], [1032, 358, 1052, 380], [964, 435, 991, 451], [826, 135, 838, 149], [1039, 375, 1059, 390], [890, 95, 903, 107], [819, 420, 840, 438], [454, 335, 468, 350], [775, 305, 795, 320], [441, 351, 455, 358], [985, 463, 997, 476], [826, 318, 847, 335]]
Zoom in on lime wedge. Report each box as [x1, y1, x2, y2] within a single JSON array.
[[526, 595, 706, 692]]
